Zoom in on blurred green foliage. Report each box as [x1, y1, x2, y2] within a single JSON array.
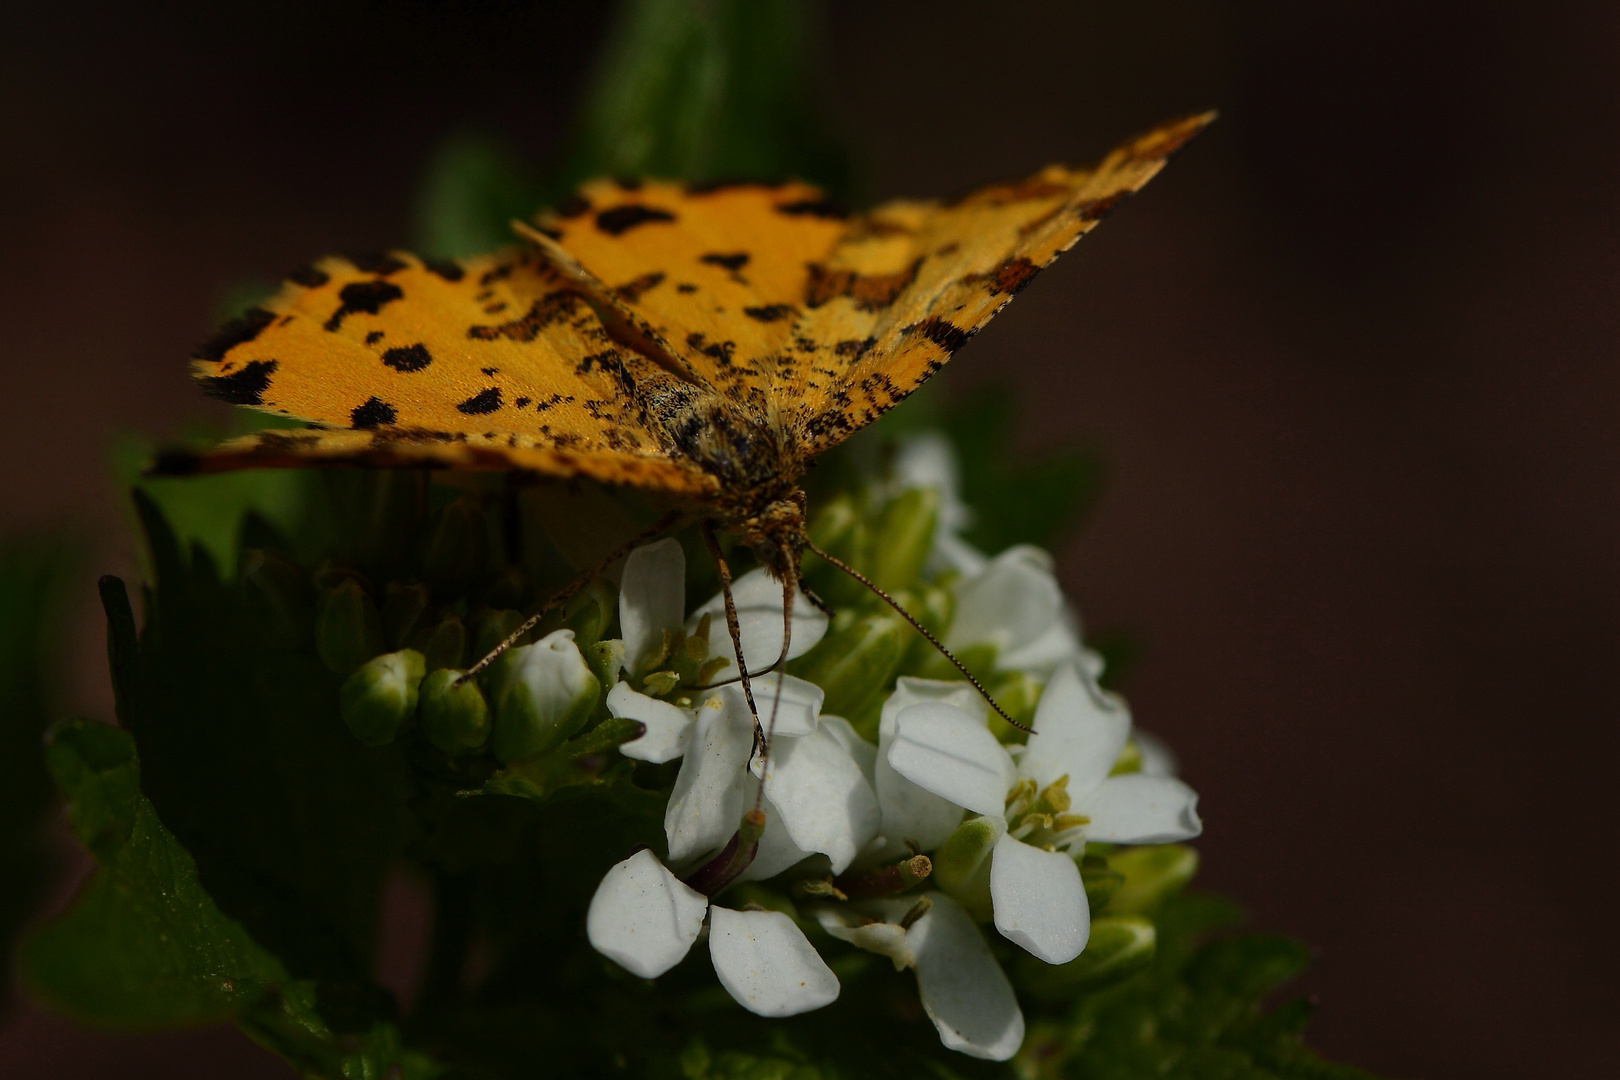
[[0, 536, 75, 1015]]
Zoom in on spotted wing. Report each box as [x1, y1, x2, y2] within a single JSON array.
[[532, 179, 848, 408], [178, 249, 717, 494], [779, 113, 1214, 453]]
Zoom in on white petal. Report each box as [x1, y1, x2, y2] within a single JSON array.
[[730, 673, 822, 743], [756, 723, 881, 873], [869, 681, 990, 860], [664, 695, 754, 863], [688, 568, 828, 677], [708, 907, 840, 1017], [819, 715, 877, 788], [989, 833, 1089, 964], [1079, 774, 1203, 844], [909, 892, 1025, 1061], [735, 792, 814, 881], [1134, 729, 1179, 777], [811, 897, 921, 969], [1020, 664, 1131, 797], [996, 606, 1088, 678], [945, 546, 1064, 660], [618, 539, 686, 675], [882, 676, 991, 730], [888, 702, 1016, 817], [586, 849, 707, 979], [931, 532, 988, 577], [608, 682, 696, 764], [892, 432, 972, 530]]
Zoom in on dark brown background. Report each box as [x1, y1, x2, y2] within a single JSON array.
[[2, 2, 1616, 1077]]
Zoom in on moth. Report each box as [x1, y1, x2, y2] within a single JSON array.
[[172, 113, 1212, 734]]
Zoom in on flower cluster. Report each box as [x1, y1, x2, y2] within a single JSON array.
[[578, 435, 1202, 1060]]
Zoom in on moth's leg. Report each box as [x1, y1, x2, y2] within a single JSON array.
[[700, 522, 766, 761], [757, 559, 797, 782], [459, 508, 684, 682], [798, 581, 835, 619]]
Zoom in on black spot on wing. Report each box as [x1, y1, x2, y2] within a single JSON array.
[[195, 307, 276, 362], [904, 316, 971, 354], [615, 271, 665, 301], [595, 204, 675, 235], [743, 304, 795, 323], [424, 259, 464, 282], [200, 358, 278, 404], [325, 280, 404, 331], [351, 397, 397, 429], [456, 387, 502, 415], [381, 343, 432, 372], [349, 252, 407, 276], [834, 336, 877, 359], [288, 265, 329, 288], [700, 252, 750, 271], [365, 330, 385, 345], [776, 198, 847, 219], [552, 193, 590, 218], [676, 283, 698, 294]]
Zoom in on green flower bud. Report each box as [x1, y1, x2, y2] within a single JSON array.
[[931, 815, 1001, 920], [479, 565, 531, 611], [1080, 852, 1125, 910], [471, 608, 526, 661], [240, 548, 313, 649], [380, 581, 431, 650], [1015, 916, 1156, 1000], [419, 668, 492, 753], [987, 670, 1042, 742], [585, 638, 625, 694], [867, 487, 939, 593], [560, 578, 616, 649], [316, 578, 385, 674], [339, 649, 425, 747], [420, 495, 490, 595], [805, 494, 870, 608], [414, 615, 467, 672], [493, 630, 600, 763], [789, 612, 905, 733], [1101, 844, 1199, 916]]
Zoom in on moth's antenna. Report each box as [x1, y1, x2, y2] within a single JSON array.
[[802, 537, 1032, 734], [458, 508, 684, 684], [700, 523, 767, 761]]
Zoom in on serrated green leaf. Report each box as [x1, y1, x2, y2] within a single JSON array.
[[21, 719, 290, 1026]]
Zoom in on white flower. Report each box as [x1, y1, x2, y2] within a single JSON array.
[[610, 541, 829, 763], [587, 848, 840, 1017], [663, 674, 879, 877], [618, 537, 687, 677], [945, 545, 1101, 681], [815, 892, 1024, 1061], [880, 664, 1202, 965], [685, 567, 828, 677], [888, 432, 987, 576]]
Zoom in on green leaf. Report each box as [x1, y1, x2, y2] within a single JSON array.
[[412, 133, 541, 260], [559, 0, 849, 194], [21, 719, 290, 1026], [0, 536, 76, 1013]]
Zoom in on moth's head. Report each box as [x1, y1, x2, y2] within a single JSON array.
[[738, 496, 807, 579]]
